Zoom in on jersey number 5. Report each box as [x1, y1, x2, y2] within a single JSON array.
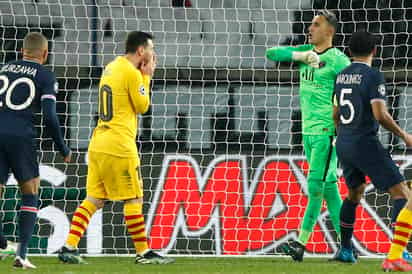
[[99, 84, 113, 121], [339, 88, 355, 124], [0, 75, 35, 110]]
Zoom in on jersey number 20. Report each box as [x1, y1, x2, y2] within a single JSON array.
[[339, 88, 355, 124], [0, 75, 35, 110]]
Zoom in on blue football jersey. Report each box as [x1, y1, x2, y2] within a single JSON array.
[[334, 62, 386, 138], [0, 60, 58, 137]]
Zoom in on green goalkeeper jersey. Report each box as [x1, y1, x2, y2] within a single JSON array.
[[266, 44, 350, 135]]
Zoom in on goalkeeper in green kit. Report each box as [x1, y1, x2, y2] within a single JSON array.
[[266, 10, 350, 261]]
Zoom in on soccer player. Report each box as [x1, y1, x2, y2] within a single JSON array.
[[384, 190, 412, 270], [0, 32, 71, 269], [266, 10, 350, 261], [57, 31, 173, 265], [333, 31, 412, 268]]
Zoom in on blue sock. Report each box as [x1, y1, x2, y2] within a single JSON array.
[[17, 194, 38, 259], [0, 223, 6, 249], [391, 198, 407, 228], [340, 199, 358, 249]]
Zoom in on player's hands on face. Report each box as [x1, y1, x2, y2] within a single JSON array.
[[140, 54, 156, 77], [292, 50, 320, 68], [63, 151, 72, 163], [151, 54, 157, 72], [403, 133, 412, 147]]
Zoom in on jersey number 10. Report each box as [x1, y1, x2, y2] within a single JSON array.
[[99, 84, 113, 121]]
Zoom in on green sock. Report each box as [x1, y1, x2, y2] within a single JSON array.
[[323, 181, 342, 237], [298, 230, 311, 245], [299, 179, 325, 245]]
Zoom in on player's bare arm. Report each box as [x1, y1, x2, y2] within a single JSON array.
[[371, 100, 412, 147]]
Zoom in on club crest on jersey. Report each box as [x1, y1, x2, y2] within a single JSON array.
[[139, 85, 145, 95], [378, 84, 386, 96]]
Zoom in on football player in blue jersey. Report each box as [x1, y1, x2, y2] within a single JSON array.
[[0, 32, 71, 269], [332, 31, 412, 269]]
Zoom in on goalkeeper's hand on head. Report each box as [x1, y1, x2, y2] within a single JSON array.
[[292, 50, 320, 68]]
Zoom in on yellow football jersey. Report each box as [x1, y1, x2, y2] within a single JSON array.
[[88, 56, 151, 163]]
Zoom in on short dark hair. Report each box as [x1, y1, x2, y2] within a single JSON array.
[[23, 32, 47, 51], [349, 31, 376, 57], [317, 10, 338, 30], [125, 31, 153, 54]]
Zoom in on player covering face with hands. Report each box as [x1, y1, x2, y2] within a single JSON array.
[[266, 10, 350, 261], [58, 31, 173, 265], [139, 37, 157, 77]]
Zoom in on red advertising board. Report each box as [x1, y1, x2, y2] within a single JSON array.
[[147, 155, 405, 256]]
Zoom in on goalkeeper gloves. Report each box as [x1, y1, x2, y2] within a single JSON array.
[[292, 51, 320, 68]]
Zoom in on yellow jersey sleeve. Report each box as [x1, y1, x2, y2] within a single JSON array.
[[88, 56, 151, 160], [128, 70, 151, 115]]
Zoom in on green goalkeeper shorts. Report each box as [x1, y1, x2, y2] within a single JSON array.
[[303, 135, 337, 182]]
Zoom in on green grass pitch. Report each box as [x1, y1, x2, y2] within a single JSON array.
[[0, 256, 384, 274]]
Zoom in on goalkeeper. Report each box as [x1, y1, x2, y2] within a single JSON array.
[[266, 10, 349, 261]]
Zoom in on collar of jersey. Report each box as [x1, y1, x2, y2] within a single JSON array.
[[314, 47, 333, 55], [352, 61, 371, 67], [118, 56, 135, 68], [22, 59, 40, 64]]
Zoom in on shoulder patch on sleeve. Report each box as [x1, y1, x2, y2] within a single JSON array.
[[378, 84, 386, 96], [139, 84, 145, 95]]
